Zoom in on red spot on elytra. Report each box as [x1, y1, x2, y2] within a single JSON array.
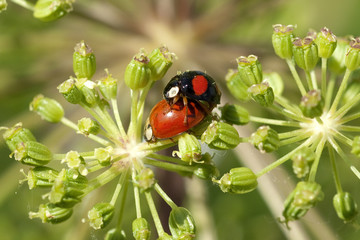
[[192, 75, 208, 96]]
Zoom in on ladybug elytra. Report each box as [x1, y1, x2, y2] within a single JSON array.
[[144, 99, 205, 142]]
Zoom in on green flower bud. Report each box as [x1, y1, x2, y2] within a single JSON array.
[[148, 45, 176, 81], [329, 37, 349, 74], [169, 207, 196, 240], [49, 169, 88, 208], [135, 168, 156, 192], [57, 78, 83, 104], [33, 0, 73, 22], [21, 166, 59, 189], [105, 228, 127, 240], [3, 122, 36, 152], [220, 103, 249, 125], [88, 202, 114, 229], [173, 133, 202, 164], [193, 153, 219, 180], [94, 146, 113, 166], [12, 141, 52, 166], [225, 69, 250, 101], [76, 78, 100, 107], [30, 94, 64, 123], [282, 181, 324, 224], [62, 151, 88, 176], [29, 203, 73, 224], [124, 49, 151, 90], [272, 24, 295, 59], [299, 90, 324, 118], [333, 192, 358, 222], [250, 125, 279, 153], [97, 69, 118, 100], [77, 117, 100, 136], [73, 41, 96, 79], [264, 72, 284, 96], [189, 114, 212, 138], [216, 167, 257, 194], [201, 121, 241, 150], [248, 81, 274, 107], [292, 36, 319, 71], [157, 233, 172, 240], [291, 147, 315, 178], [132, 218, 150, 240], [351, 136, 360, 157], [0, 0, 7, 12], [237, 55, 263, 86], [314, 27, 337, 58], [345, 37, 360, 71]]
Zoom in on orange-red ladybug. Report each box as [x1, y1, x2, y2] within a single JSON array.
[[144, 99, 205, 142], [163, 71, 221, 111]]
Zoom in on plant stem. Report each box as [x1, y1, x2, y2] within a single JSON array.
[[111, 98, 127, 138], [145, 191, 165, 237], [330, 129, 353, 147], [328, 145, 343, 193], [116, 168, 130, 229], [154, 183, 177, 209], [332, 92, 360, 120], [143, 158, 195, 174], [329, 68, 352, 114], [279, 131, 312, 146], [249, 116, 301, 127], [256, 135, 317, 177], [148, 153, 186, 165], [338, 125, 360, 132], [308, 137, 326, 182], [324, 73, 336, 111], [275, 95, 302, 115], [321, 58, 327, 98], [305, 70, 314, 90], [337, 112, 360, 124], [286, 58, 307, 96], [128, 90, 139, 140], [10, 0, 34, 10], [132, 168, 142, 218]]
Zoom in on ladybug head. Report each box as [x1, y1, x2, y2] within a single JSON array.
[[163, 75, 181, 105]]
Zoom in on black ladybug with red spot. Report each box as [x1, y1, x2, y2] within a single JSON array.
[[163, 71, 221, 112]]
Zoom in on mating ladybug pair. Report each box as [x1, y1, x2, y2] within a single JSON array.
[[144, 71, 221, 142]]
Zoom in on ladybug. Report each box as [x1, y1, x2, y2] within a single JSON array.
[[144, 99, 205, 142], [163, 71, 221, 113]]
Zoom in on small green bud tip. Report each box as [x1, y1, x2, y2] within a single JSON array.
[[34, 0, 73, 22], [21, 166, 59, 189], [169, 207, 196, 240], [220, 103, 249, 125], [88, 203, 114, 230], [148, 45, 176, 81], [98, 69, 118, 100], [3, 122, 36, 152], [292, 36, 319, 71], [236, 55, 263, 86], [333, 192, 358, 222], [77, 117, 100, 136], [58, 78, 83, 104], [282, 181, 324, 223], [132, 218, 150, 240], [62, 151, 88, 176], [272, 24, 295, 59], [250, 125, 280, 153], [201, 121, 241, 150], [30, 94, 64, 123], [299, 90, 324, 118], [216, 167, 258, 194], [315, 27, 337, 58], [345, 37, 360, 71], [0, 0, 7, 12], [73, 41, 96, 79], [29, 203, 73, 224], [124, 49, 151, 90], [291, 148, 315, 178], [248, 81, 274, 107], [225, 69, 250, 101], [105, 228, 127, 240], [76, 78, 100, 106], [49, 169, 88, 208], [12, 141, 52, 166], [94, 146, 113, 166], [264, 72, 284, 95], [135, 168, 156, 191], [173, 133, 202, 164]]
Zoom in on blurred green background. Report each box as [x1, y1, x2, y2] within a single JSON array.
[[1, 0, 360, 239]]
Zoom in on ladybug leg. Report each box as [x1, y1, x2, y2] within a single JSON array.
[[183, 97, 189, 126]]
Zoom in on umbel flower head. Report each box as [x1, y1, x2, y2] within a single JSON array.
[[1, 41, 244, 239], [223, 24, 360, 226]]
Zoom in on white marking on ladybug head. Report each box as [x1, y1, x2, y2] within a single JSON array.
[[144, 124, 154, 142], [166, 86, 179, 98]]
